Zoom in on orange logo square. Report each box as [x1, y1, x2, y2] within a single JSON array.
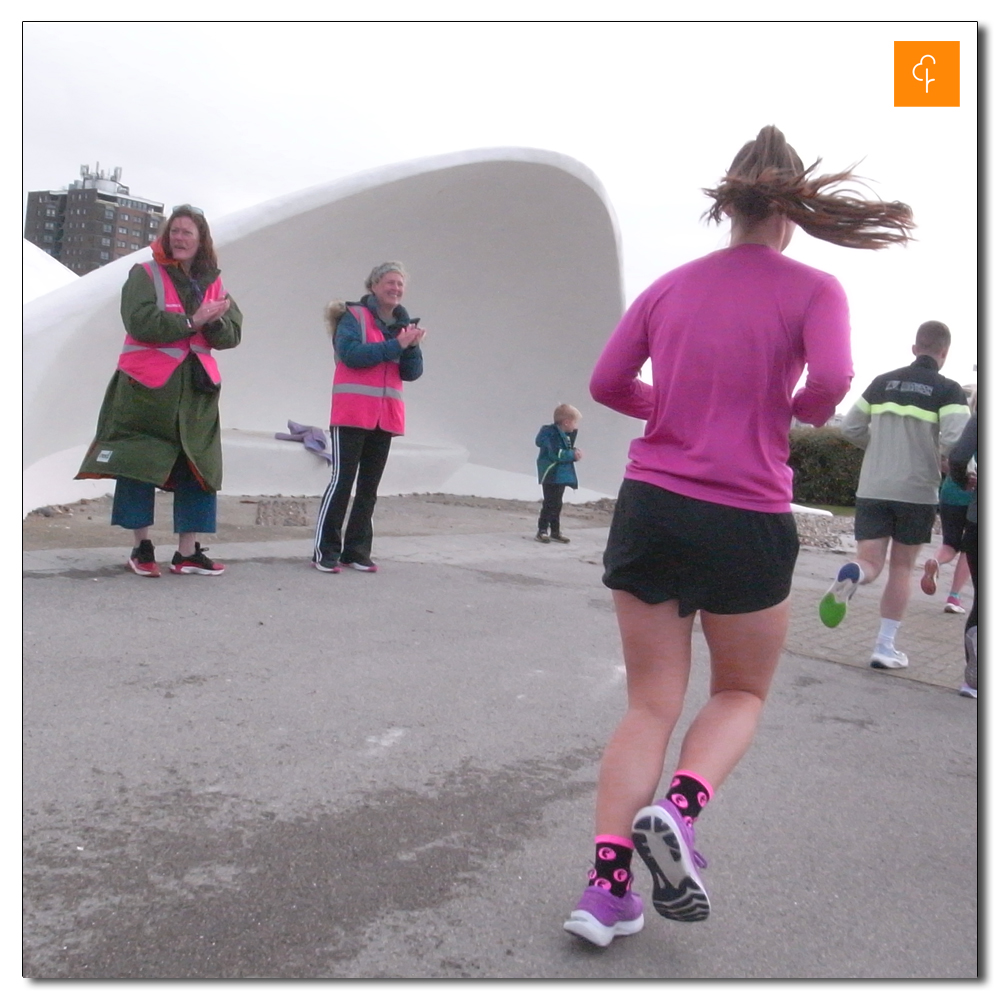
[[894, 41, 960, 106]]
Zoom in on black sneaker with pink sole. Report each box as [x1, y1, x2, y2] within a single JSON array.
[[170, 543, 225, 576], [128, 539, 161, 577]]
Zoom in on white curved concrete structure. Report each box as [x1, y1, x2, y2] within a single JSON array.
[[24, 148, 637, 515], [23, 240, 77, 304]]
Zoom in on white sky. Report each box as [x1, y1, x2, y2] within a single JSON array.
[[21, 14, 981, 400]]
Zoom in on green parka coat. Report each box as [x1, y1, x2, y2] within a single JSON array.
[[76, 260, 242, 492]]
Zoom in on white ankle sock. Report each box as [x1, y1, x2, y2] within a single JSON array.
[[877, 618, 901, 649]]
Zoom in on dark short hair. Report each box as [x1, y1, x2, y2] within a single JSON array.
[[915, 320, 951, 355]]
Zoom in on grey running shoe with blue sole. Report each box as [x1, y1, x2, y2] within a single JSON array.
[[819, 562, 861, 628]]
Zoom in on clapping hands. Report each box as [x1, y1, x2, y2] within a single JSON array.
[[192, 298, 231, 329], [398, 323, 426, 348]]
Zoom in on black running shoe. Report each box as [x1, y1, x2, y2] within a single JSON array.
[[170, 543, 224, 576], [128, 539, 160, 577]]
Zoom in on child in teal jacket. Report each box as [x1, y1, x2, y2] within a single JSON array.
[[535, 403, 582, 543]]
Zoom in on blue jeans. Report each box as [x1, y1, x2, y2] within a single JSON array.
[[111, 457, 217, 534]]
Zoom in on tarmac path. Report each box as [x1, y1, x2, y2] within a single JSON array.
[[23, 497, 978, 979]]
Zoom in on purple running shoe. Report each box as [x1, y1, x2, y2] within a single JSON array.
[[631, 799, 710, 922], [563, 886, 644, 947]]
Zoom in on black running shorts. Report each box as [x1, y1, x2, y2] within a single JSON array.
[[853, 497, 937, 546], [602, 478, 799, 617], [938, 502, 969, 551]]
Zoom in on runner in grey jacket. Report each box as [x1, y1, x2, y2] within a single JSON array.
[[841, 354, 969, 504], [819, 321, 970, 673]]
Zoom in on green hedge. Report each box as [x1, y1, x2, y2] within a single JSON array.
[[788, 426, 862, 507]]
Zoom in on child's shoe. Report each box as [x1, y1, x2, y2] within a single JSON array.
[[819, 562, 861, 628], [534, 532, 550, 544], [563, 886, 644, 947], [631, 799, 710, 922], [943, 595, 965, 614], [550, 533, 571, 543]]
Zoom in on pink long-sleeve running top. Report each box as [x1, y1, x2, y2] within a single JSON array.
[[590, 243, 854, 513]]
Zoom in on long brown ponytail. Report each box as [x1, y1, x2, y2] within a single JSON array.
[[703, 126, 915, 250]]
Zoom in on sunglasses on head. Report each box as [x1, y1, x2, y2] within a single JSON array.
[[172, 204, 204, 216]]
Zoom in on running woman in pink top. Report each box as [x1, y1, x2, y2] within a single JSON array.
[[563, 126, 914, 947]]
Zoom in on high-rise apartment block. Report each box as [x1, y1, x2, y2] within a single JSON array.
[[24, 165, 165, 275]]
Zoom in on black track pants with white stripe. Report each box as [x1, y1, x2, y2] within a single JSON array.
[[312, 426, 393, 564]]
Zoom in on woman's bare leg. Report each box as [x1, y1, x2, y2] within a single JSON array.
[[594, 591, 696, 838], [675, 599, 790, 789], [949, 551, 971, 596], [934, 543, 959, 567]]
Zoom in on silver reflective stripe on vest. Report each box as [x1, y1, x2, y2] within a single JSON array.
[[146, 261, 167, 311], [120, 343, 186, 359], [332, 304, 400, 366], [142, 262, 202, 360], [333, 305, 366, 365], [332, 383, 404, 400], [191, 344, 211, 355]]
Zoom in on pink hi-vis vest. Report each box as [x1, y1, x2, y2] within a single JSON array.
[[330, 305, 405, 434], [116, 262, 226, 389]]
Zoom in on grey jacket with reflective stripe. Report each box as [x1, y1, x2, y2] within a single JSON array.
[[841, 355, 970, 505]]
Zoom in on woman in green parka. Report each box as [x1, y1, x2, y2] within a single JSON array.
[[77, 205, 242, 577]]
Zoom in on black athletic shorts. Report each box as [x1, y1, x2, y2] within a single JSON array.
[[602, 478, 799, 617], [853, 497, 937, 546], [939, 502, 969, 551]]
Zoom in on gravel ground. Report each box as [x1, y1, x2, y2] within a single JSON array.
[[791, 513, 856, 551], [24, 492, 857, 552]]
